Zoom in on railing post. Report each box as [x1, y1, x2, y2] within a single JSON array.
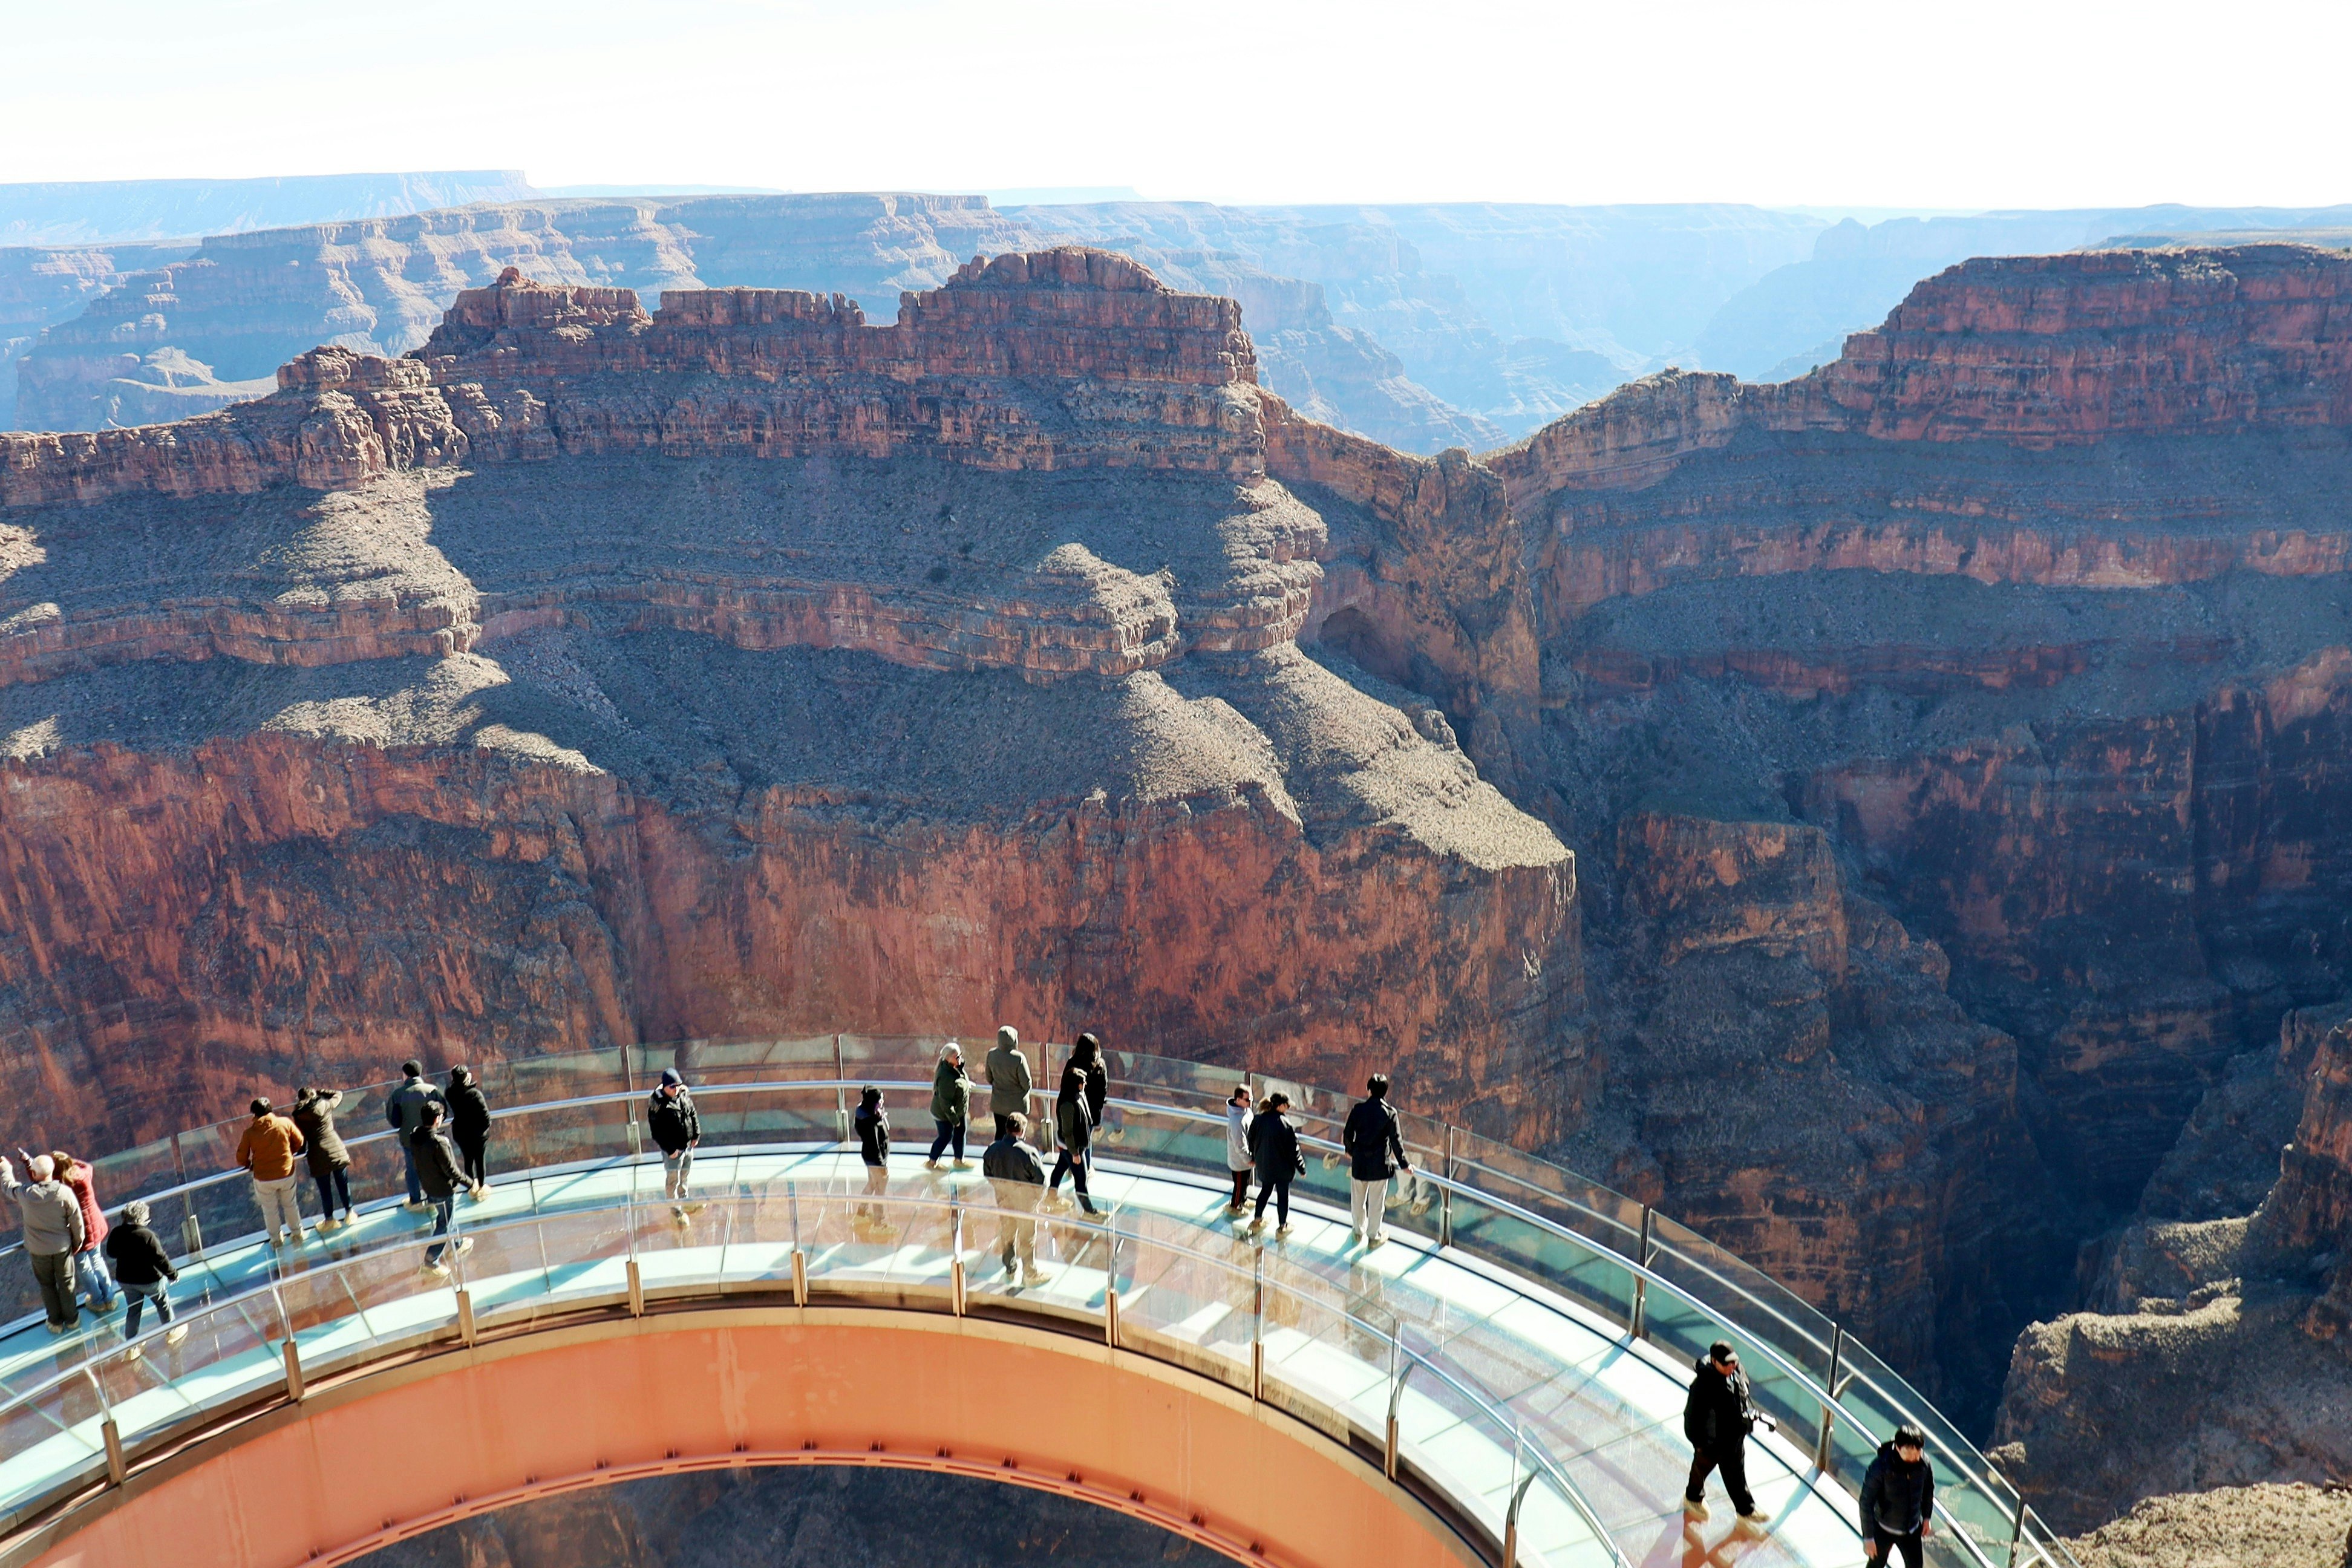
[[1250, 1246, 1265, 1401], [1103, 1206, 1120, 1347], [270, 1277, 304, 1401], [1504, 1427, 1532, 1568], [83, 1368, 125, 1486], [1384, 1336, 1411, 1481], [181, 1210, 204, 1261], [1628, 1205, 1653, 1340], [1817, 1322, 1845, 1472], [950, 1205, 967, 1317], [834, 1034, 849, 1142], [624, 1179, 644, 1317], [789, 1181, 808, 1306], [2008, 1489, 2027, 1568], [1439, 1125, 1455, 1250]]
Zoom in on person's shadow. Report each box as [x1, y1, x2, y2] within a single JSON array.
[[1638, 1511, 1774, 1567]]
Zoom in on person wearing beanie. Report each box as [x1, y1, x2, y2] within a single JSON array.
[[385, 1060, 448, 1212], [105, 1199, 186, 1351], [235, 1097, 307, 1249], [647, 1068, 702, 1217]]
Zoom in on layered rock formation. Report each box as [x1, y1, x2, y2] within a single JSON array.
[[0, 249, 1575, 1158]]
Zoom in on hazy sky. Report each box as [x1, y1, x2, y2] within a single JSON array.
[[3, 0, 2347, 209]]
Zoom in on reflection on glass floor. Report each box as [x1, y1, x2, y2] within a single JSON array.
[[0, 1151, 1867, 1568]]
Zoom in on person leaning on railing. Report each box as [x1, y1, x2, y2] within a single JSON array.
[[0, 1152, 84, 1334], [235, 1098, 307, 1250], [293, 1086, 355, 1230], [51, 1152, 115, 1313]]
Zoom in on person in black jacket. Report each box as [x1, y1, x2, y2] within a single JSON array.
[[293, 1087, 354, 1230], [1247, 1092, 1304, 1236], [410, 1102, 474, 1276], [105, 1200, 186, 1352], [1343, 1073, 1410, 1248], [1047, 1035, 1103, 1217], [982, 1112, 1051, 1287], [446, 1066, 492, 1200], [1684, 1340, 1769, 1525], [1860, 1424, 1935, 1565], [648, 1069, 701, 1218], [854, 1086, 892, 1232]]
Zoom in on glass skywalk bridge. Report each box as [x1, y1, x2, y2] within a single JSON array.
[[0, 1039, 2078, 1568]]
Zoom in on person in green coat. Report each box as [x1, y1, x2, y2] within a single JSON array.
[[926, 1040, 974, 1169]]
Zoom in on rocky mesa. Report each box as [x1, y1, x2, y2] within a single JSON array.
[[0, 247, 1576, 1159]]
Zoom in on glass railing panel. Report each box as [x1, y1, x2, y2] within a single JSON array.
[[1642, 1215, 1838, 1380], [1116, 1231, 1256, 1391], [1440, 1193, 1640, 1334], [1255, 1284, 1393, 1446], [0, 1368, 105, 1524], [1391, 1350, 1521, 1539], [704, 1189, 803, 1296], [688, 1085, 846, 1152], [493, 1201, 637, 1318], [693, 1034, 860, 1085], [0, 1249, 38, 1332], [1511, 1469, 1617, 1568]]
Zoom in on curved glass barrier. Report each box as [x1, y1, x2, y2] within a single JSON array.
[[0, 1036, 2076, 1568]]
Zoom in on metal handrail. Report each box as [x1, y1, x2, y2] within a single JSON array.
[[1, 1177, 1634, 1568], [1, 1045, 2069, 1566]]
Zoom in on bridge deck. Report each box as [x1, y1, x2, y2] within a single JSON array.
[[0, 1148, 1866, 1568]]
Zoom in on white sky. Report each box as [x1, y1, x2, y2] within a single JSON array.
[[2, 0, 2347, 210]]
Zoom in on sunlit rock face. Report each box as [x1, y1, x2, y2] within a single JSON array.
[[0, 249, 1577, 1159]]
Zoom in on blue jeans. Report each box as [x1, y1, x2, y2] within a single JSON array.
[[76, 1246, 116, 1308], [123, 1279, 172, 1337], [425, 1196, 456, 1265], [929, 1119, 965, 1161], [313, 1163, 353, 1220], [400, 1142, 423, 1203]]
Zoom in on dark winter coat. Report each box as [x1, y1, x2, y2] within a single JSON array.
[[1860, 1443, 1935, 1536], [984, 1033, 1033, 1119], [1343, 1096, 1408, 1182], [293, 1090, 350, 1175], [448, 1077, 491, 1151], [410, 1126, 469, 1201], [982, 1134, 1045, 1187], [930, 1059, 970, 1125], [647, 1087, 700, 1154], [103, 1221, 177, 1288], [1683, 1356, 1758, 1452], [855, 1104, 889, 1166], [386, 1077, 448, 1138], [1249, 1109, 1303, 1180], [1054, 1063, 1096, 1153]]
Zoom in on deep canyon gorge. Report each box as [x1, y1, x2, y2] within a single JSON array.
[[2, 234, 2351, 1547]]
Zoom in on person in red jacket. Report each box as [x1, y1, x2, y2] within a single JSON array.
[[51, 1152, 114, 1312]]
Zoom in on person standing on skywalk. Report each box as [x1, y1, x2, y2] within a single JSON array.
[[1684, 1339, 1771, 1527], [106, 1200, 186, 1354], [1860, 1423, 1935, 1566], [982, 1111, 1051, 1287], [293, 1086, 355, 1230], [854, 1085, 893, 1235], [1047, 1034, 1103, 1217], [1, 1153, 84, 1334], [985, 1025, 1033, 1140], [1342, 1074, 1410, 1248], [446, 1066, 492, 1200], [927, 1040, 973, 1169], [1247, 1091, 1303, 1237], [385, 1061, 448, 1212], [410, 1100, 474, 1277], [52, 1152, 115, 1313], [648, 1068, 702, 1218], [1224, 1084, 1255, 1213], [236, 1097, 308, 1249]]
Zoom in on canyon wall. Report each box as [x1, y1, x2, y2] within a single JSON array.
[[0, 249, 1578, 1171]]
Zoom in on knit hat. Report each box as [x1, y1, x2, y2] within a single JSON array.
[[659, 1068, 682, 1087]]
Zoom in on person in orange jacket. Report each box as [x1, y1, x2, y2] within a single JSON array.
[[235, 1097, 308, 1248]]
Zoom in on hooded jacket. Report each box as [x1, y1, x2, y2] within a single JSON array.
[[447, 1073, 492, 1149], [985, 1028, 1033, 1119], [1860, 1442, 1935, 1536], [647, 1085, 700, 1154], [1055, 1062, 1097, 1152], [236, 1112, 307, 1182], [1683, 1356, 1759, 1451], [855, 1101, 890, 1166], [931, 1057, 970, 1125], [60, 1167, 108, 1251], [1249, 1106, 1302, 1180], [294, 1090, 351, 1174]]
